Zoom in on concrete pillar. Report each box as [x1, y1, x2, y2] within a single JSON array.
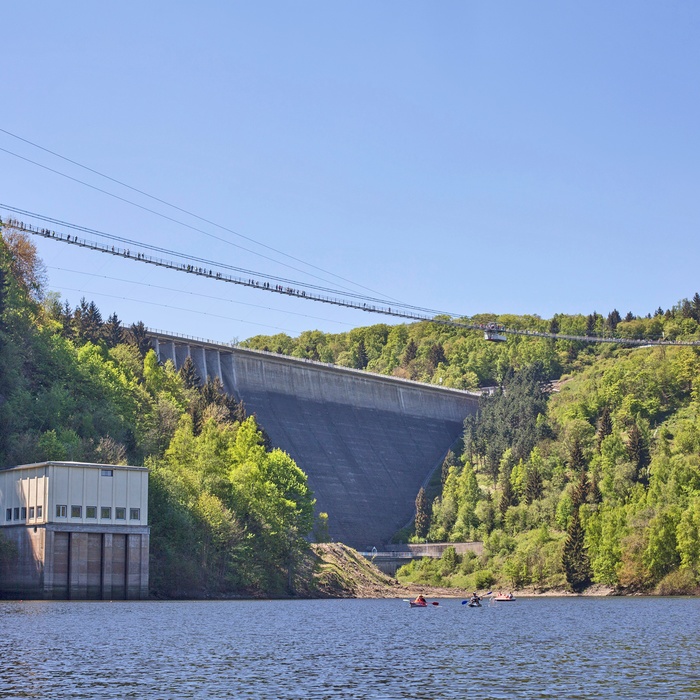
[[191, 345, 207, 383], [205, 349, 223, 383], [126, 534, 142, 600], [69, 532, 88, 599], [175, 343, 190, 370], [161, 340, 177, 365], [43, 529, 54, 597], [101, 533, 113, 600], [139, 532, 150, 600], [220, 352, 237, 396]]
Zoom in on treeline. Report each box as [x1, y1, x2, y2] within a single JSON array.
[[0, 229, 317, 597], [400, 345, 700, 594], [241, 293, 700, 594], [242, 304, 700, 390]]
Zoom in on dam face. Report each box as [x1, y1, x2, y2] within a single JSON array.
[[151, 332, 479, 549]]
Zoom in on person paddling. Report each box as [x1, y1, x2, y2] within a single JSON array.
[[413, 594, 427, 605]]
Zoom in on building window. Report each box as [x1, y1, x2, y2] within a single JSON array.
[[130, 508, 140, 520], [5, 508, 11, 521], [101, 469, 113, 477], [21, 507, 27, 520], [14, 507, 19, 520], [101, 507, 111, 519], [37, 505, 43, 519], [115, 507, 126, 520], [29, 507, 35, 519], [71, 506, 82, 518], [86, 506, 97, 519], [56, 505, 67, 518]]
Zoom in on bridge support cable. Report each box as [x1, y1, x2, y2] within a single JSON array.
[[2, 215, 699, 348], [0, 205, 454, 316]]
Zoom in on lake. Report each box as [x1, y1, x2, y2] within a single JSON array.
[[1, 597, 699, 699]]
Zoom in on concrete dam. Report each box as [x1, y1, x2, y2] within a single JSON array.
[[150, 331, 480, 549]]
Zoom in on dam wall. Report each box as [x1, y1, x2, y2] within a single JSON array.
[[150, 331, 480, 549]]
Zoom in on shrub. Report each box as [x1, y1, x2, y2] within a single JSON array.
[[474, 569, 495, 589], [655, 568, 698, 596]]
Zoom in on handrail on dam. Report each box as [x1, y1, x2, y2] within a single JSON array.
[[147, 328, 483, 398]]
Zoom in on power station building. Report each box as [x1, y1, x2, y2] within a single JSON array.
[[0, 461, 149, 600]]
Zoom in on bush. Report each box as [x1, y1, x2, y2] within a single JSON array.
[[655, 568, 699, 596], [474, 569, 495, 589]]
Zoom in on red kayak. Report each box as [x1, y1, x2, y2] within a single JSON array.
[[409, 601, 428, 607]]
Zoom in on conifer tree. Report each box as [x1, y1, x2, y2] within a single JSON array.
[[549, 316, 560, 334], [355, 338, 368, 369], [103, 312, 124, 348], [415, 487, 430, 539], [427, 343, 446, 370], [588, 471, 603, 505], [128, 321, 151, 358], [692, 292, 700, 322], [525, 463, 543, 504], [562, 508, 591, 592], [606, 309, 621, 333], [596, 406, 613, 451], [441, 450, 458, 488], [402, 339, 418, 366], [59, 301, 74, 340], [568, 436, 586, 472], [179, 356, 199, 389], [626, 423, 650, 485], [585, 314, 596, 337], [499, 460, 516, 516], [571, 466, 589, 508]]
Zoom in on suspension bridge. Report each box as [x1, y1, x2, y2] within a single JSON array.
[[2, 208, 699, 347]]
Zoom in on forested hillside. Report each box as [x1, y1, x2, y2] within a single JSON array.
[[3, 224, 700, 596], [0, 229, 317, 597], [243, 297, 700, 594]]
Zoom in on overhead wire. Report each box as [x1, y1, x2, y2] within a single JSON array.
[[1, 206, 458, 314], [54, 286, 298, 334], [48, 265, 355, 327], [0, 130, 400, 301], [5, 213, 700, 347]]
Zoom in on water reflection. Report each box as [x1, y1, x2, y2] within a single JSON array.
[[0, 598, 698, 699]]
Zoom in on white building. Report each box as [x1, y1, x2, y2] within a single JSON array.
[[0, 461, 149, 600]]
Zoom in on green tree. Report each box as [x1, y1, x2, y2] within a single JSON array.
[[562, 508, 591, 592], [414, 487, 430, 539], [179, 355, 199, 389]]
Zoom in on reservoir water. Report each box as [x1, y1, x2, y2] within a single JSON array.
[[1, 597, 699, 699]]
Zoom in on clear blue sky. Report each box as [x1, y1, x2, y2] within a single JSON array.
[[2, 2, 699, 342]]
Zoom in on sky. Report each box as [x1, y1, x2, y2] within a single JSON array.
[[1, 2, 699, 343]]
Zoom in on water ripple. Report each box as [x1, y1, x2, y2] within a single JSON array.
[[0, 598, 699, 699]]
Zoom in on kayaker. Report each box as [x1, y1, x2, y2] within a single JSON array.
[[414, 595, 426, 605]]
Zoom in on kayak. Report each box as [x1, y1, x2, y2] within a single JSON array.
[[494, 595, 515, 602], [468, 601, 481, 607], [409, 601, 428, 608]]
